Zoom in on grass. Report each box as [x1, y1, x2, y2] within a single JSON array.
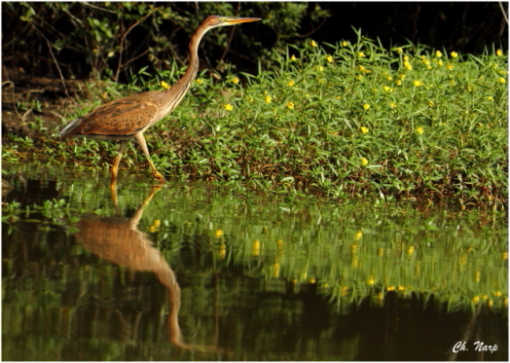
[[2, 32, 508, 208]]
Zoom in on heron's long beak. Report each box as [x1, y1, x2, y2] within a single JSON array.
[[225, 17, 261, 25]]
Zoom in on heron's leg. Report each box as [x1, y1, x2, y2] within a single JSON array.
[[111, 141, 128, 180], [109, 141, 127, 198], [110, 177, 119, 206], [135, 133, 166, 181]]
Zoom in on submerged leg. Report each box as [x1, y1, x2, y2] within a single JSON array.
[[135, 133, 166, 181]]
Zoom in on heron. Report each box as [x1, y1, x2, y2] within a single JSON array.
[[60, 15, 260, 182]]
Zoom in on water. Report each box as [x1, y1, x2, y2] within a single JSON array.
[[2, 168, 508, 360]]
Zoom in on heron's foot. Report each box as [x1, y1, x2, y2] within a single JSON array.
[[153, 171, 167, 182]]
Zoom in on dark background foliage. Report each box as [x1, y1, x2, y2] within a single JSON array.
[[2, 2, 508, 83]]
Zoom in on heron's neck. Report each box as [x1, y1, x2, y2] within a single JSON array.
[[166, 26, 209, 96]]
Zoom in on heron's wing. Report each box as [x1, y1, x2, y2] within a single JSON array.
[[61, 94, 160, 139]]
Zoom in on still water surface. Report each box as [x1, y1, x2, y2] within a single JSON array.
[[2, 169, 508, 360]]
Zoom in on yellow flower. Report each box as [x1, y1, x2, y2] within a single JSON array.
[[357, 51, 366, 58], [360, 126, 369, 134], [311, 40, 317, 47], [341, 40, 349, 47], [383, 86, 393, 93], [428, 100, 435, 107], [386, 75, 393, 81], [435, 50, 442, 58], [264, 95, 272, 104], [389, 102, 397, 109], [288, 80, 295, 87], [290, 54, 297, 61], [318, 66, 324, 72], [362, 103, 370, 110], [286, 101, 295, 109], [148, 219, 161, 233], [160, 81, 170, 90], [355, 230, 363, 240], [416, 126, 424, 135], [387, 286, 396, 291], [326, 55, 334, 63], [496, 49, 503, 56], [231, 77, 239, 84], [360, 157, 369, 166], [487, 96, 494, 101], [252, 240, 260, 256], [224, 103, 234, 111], [396, 47, 403, 54], [446, 63, 454, 70], [395, 79, 402, 86], [498, 77, 506, 84], [404, 61, 413, 71], [215, 229, 224, 238], [450, 51, 458, 58], [358, 65, 371, 74], [413, 80, 423, 87], [195, 78, 203, 84], [437, 59, 443, 66]]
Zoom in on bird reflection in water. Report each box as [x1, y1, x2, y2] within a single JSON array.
[[72, 184, 223, 354]]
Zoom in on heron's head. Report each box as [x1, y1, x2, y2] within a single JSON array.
[[202, 15, 261, 29]]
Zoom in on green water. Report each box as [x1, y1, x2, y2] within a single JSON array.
[[2, 167, 508, 360]]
